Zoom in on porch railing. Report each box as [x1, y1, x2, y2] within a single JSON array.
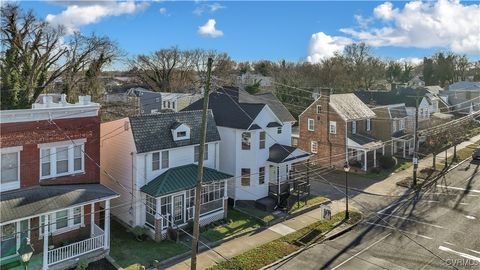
[[47, 234, 104, 265]]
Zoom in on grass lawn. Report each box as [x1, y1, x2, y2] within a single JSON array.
[[208, 211, 361, 270], [394, 160, 413, 172], [448, 146, 476, 164], [235, 207, 276, 224], [109, 220, 189, 270], [288, 195, 328, 213], [201, 209, 262, 242]]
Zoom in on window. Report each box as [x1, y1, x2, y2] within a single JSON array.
[[152, 152, 160, 171], [311, 141, 318, 153], [366, 119, 371, 131], [161, 151, 169, 169], [1, 148, 20, 191], [307, 118, 315, 131], [200, 182, 225, 204], [329, 121, 337, 134], [259, 131, 266, 149], [40, 206, 84, 236], [241, 168, 250, 186], [56, 210, 68, 230], [1, 223, 16, 257], [194, 145, 208, 162], [399, 119, 405, 130], [277, 127, 282, 134], [167, 101, 171, 108], [177, 131, 187, 138], [259, 167, 265, 185], [145, 195, 156, 227], [241, 132, 251, 150], [39, 141, 85, 179], [316, 105, 322, 114], [163, 101, 166, 108], [172, 102, 175, 109], [155, 97, 160, 103], [352, 121, 357, 134], [392, 120, 397, 132]]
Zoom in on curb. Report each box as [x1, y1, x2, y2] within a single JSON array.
[[260, 214, 363, 270]]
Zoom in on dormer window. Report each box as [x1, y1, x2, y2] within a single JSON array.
[[171, 122, 190, 141]]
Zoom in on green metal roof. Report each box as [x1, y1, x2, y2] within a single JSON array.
[[140, 164, 232, 197]]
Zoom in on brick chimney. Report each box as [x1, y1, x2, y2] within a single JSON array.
[[320, 88, 332, 102]]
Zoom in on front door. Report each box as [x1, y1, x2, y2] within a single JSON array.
[[269, 165, 277, 184], [173, 195, 184, 225]]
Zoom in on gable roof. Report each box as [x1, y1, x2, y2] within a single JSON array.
[[129, 110, 220, 153], [355, 88, 428, 107], [448, 81, 480, 91], [267, 143, 310, 163], [388, 105, 408, 119], [140, 164, 232, 197], [182, 87, 294, 129], [330, 94, 376, 121]]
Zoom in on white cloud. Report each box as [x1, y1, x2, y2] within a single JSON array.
[[341, 1, 480, 54], [193, 2, 225, 15], [198, 19, 223, 37], [307, 32, 352, 63], [159, 7, 167, 15], [397, 57, 423, 66], [46, 1, 149, 34]]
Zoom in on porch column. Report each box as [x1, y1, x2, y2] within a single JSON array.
[[42, 215, 49, 270], [373, 149, 377, 168], [403, 141, 406, 158], [90, 202, 95, 237], [363, 150, 368, 171], [382, 145, 385, 155], [391, 141, 394, 154], [104, 200, 110, 251]]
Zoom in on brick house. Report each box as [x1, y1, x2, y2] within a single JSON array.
[[298, 89, 384, 171], [0, 95, 118, 270]]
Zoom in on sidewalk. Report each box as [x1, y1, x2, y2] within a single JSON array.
[[164, 201, 347, 270]]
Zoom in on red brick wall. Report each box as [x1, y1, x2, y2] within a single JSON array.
[[0, 116, 100, 187], [298, 95, 347, 168]]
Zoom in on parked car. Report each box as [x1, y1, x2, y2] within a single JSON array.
[[472, 148, 480, 160]]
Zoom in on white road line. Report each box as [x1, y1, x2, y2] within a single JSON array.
[[439, 246, 480, 262], [467, 248, 480, 255], [366, 222, 433, 240], [423, 200, 440, 203], [436, 185, 480, 193], [443, 241, 455, 246], [459, 202, 470, 206], [427, 192, 479, 197], [331, 233, 392, 270], [378, 213, 444, 229], [465, 215, 477, 220]]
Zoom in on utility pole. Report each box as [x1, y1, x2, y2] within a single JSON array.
[[412, 95, 419, 188], [190, 57, 213, 270]]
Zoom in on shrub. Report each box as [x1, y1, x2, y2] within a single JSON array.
[[369, 167, 381, 174], [75, 258, 88, 270], [378, 156, 395, 169], [129, 226, 149, 241]]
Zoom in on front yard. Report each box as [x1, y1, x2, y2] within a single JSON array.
[[208, 211, 361, 270], [288, 195, 328, 213], [201, 209, 263, 242], [109, 220, 189, 270], [234, 206, 276, 224]]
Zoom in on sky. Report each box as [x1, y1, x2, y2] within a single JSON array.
[[19, 0, 480, 65]]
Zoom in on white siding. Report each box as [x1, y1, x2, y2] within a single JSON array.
[[100, 118, 139, 227]]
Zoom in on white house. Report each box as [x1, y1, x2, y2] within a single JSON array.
[[183, 87, 309, 209], [159, 92, 202, 112], [100, 110, 231, 240]]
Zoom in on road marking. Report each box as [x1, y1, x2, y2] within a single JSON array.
[[439, 246, 480, 262], [444, 241, 455, 246], [459, 202, 470, 206], [378, 213, 444, 229], [423, 200, 440, 203], [366, 222, 433, 240], [331, 233, 392, 270], [467, 248, 480, 255], [427, 192, 479, 197], [436, 185, 480, 193]]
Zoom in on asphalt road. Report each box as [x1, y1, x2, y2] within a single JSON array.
[[267, 160, 480, 270]]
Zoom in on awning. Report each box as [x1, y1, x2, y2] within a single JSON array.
[[1, 184, 118, 224], [267, 143, 310, 163], [140, 164, 232, 197], [348, 134, 384, 151]]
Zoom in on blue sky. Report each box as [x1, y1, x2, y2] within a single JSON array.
[[20, 1, 480, 63]]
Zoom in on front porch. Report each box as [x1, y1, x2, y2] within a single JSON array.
[[392, 132, 414, 158], [261, 144, 311, 210], [347, 134, 384, 171], [140, 164, 232, 241]]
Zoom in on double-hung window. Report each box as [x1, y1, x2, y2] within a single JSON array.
[[241, 132, 251, 150], [1, 146, 22, 192], [39, 139, 85, 180], [152, 152, 160, 171], [161, 151, 169, 169], [366, 119, 371, 131], [351, 121, 357, 134], [40, 206, 83, 237], [259, 132, 266, 149], [259, 167, 265, 185], [194, 144, 209, 162], [329, 121, 337, 134], [307, 118, 315, 131], [241, 168, 250, 186]]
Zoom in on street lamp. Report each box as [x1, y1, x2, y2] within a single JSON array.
[[18, 237, 34, 270], [343, 162, 350, 220]]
